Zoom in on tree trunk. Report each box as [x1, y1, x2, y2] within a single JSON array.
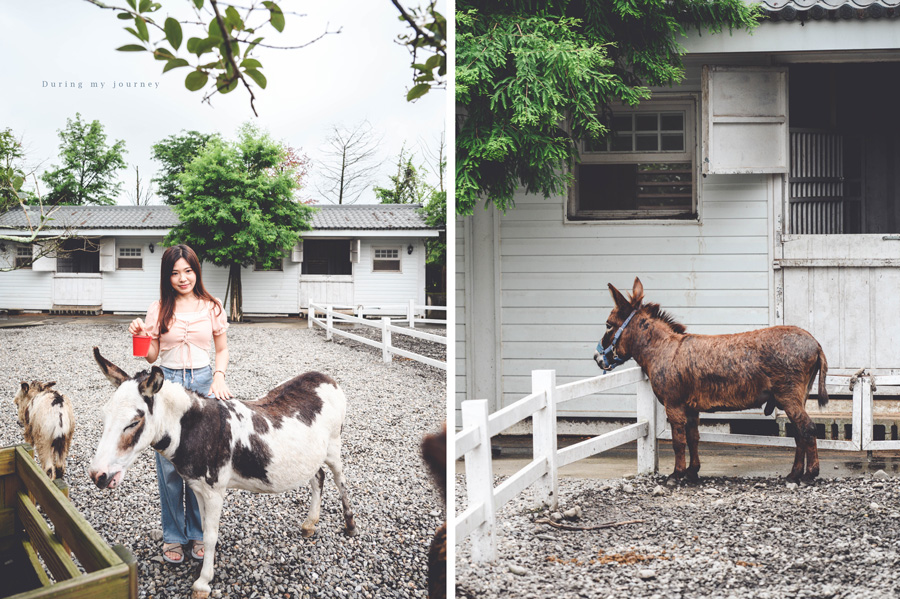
[[228, 263, 243, 322]]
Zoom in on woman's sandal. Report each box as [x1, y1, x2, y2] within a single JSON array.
[[191, 540, 205, 560], [162, 542, 184, 564]]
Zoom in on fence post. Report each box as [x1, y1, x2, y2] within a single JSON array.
[[532, 370, 558, 510], [462, 399, 497, 562], [308, 301, 314, 329], [326, 305, 333, 341], [382, 317, 392, 363], [356, 305, 363, 319], [409, 299, 416, 329], [636, 378, 659, 475], [861, 374, 874, 450]]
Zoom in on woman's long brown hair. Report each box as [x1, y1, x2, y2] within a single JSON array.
[[157, 244, 222, 335]]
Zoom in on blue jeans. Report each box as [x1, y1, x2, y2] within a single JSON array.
[[156, 365, 212, 546]]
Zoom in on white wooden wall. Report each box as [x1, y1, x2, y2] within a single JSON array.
[[352, 237, 426, 308], [455, 216, 467, 418]]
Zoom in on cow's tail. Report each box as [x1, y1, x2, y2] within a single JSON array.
[[815, 346, 829, 407]]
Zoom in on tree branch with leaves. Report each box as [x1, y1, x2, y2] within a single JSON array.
[[83, 0, 340, 116]]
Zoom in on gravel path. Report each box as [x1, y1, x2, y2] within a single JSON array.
[[1, 320, 445, 599], [456, 474, 900, 599]]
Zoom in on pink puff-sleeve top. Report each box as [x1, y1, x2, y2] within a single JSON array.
[[144, 299, 229, 370]]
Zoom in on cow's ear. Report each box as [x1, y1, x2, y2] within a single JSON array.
[[93, 347, 129, 388], [608, 283, 629, 310], [631, 277, 644, 308]]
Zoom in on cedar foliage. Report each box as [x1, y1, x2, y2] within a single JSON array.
[[456, 0, 761, 215]]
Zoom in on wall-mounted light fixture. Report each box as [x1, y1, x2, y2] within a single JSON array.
[[407, 244, 414, 255], [149, 243, 155, 253]]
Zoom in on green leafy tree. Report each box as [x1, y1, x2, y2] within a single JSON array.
[[41, 113, 127, 206], [165, 123, 315, 321], [151, 130, 221, 204], [0, 128, 28, 212], [374, 145, 430, 205], [456, 0, 761, 215]]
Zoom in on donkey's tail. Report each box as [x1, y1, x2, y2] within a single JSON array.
[[815, 346, 829, 407]]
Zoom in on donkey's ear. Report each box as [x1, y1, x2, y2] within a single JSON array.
[[631, 277, 644, 307], [608, 283, 629, 309], [93, 347, 129, 388], [20, 381, 29, 394], [139, 367, 165, 398]]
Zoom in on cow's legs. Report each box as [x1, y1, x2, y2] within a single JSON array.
[[685, 409, 701, 483], [666, 405, 688, 480], [191, 487, 225, 599], [324, 437, 357, 536], [301, 468, 326, 538]]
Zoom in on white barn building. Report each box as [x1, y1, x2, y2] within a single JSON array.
[[0, 204, 439, 316], [457, 1, 900, 432]]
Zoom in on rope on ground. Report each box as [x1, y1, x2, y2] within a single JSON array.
[[534, 518, 645, 531]]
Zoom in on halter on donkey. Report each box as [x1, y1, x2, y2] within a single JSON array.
[[88, 348, 357, 599], [594, 278, 829, 483]]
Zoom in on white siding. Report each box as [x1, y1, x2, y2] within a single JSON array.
[[461, 173, 773, 418], [455, 216, 467, 425], [242, 260, 301, 314], [353, 237, 426, 308], [0, 245, 53, 310], [102, 238, 167, 312]]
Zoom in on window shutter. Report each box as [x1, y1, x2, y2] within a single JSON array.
[[702, 66, 788, 175], [31, 242, 56, 271], [99, 237, 116, 272], [350, 239, 360, 264], [291, 241, 303, 262]]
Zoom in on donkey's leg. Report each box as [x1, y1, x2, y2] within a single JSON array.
[[324, 438, 358, 536], [301, 468, 326, 538], [666, 406, 688, 480], [685, 410, 702, 483], [782, 401, 815, 482], [191, 487, 225, 599]]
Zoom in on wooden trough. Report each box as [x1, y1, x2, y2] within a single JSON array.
[[0, 444, 137, 599]]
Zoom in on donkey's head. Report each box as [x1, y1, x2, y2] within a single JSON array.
[[89, 347, 164, 490], [13, 381, 55, 428], [594, 278, 645, 371]]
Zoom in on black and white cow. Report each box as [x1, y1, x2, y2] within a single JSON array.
[[88, 348, 357, 599]]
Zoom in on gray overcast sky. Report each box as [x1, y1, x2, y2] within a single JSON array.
[[1, 0, 446, 205]]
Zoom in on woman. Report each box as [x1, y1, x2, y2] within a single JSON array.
[[128, 244, 232, 564]]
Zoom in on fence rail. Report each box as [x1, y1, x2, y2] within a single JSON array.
[[308, 301, 446, 370], [456, 368, 878, 562]]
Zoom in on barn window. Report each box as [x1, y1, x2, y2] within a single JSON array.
[[254, 257, 284, 271], [15, 244, 32, 269], [301, 240, 351, 275], [117, 247, 143, 270], [56, 238, 100, 273], [567, 99, 696, 221], [373, 247, 401, 272]]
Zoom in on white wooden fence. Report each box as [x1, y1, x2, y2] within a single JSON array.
[[455, 367, 874, 562], [308, 301, 447, 370]]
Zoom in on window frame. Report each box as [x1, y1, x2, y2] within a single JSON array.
[[116, 246, 144, 271], [15, 244, 32, 269], [372, 247, 402, 273], [567, 96, 699, 222]]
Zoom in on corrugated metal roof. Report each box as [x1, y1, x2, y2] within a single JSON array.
[[0, 203, 434, 231], [762, 0, 900, 18]]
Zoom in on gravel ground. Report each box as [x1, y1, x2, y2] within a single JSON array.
[[0, 320, 445, 599], [456, 474, 900, 599]]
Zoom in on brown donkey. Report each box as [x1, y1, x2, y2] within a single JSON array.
[[594, 278, 829, 482]]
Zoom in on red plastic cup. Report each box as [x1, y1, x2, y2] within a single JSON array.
[[132, 335, 151, 357]]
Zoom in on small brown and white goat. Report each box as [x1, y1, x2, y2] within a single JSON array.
[[14, 381, 75, 480]]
